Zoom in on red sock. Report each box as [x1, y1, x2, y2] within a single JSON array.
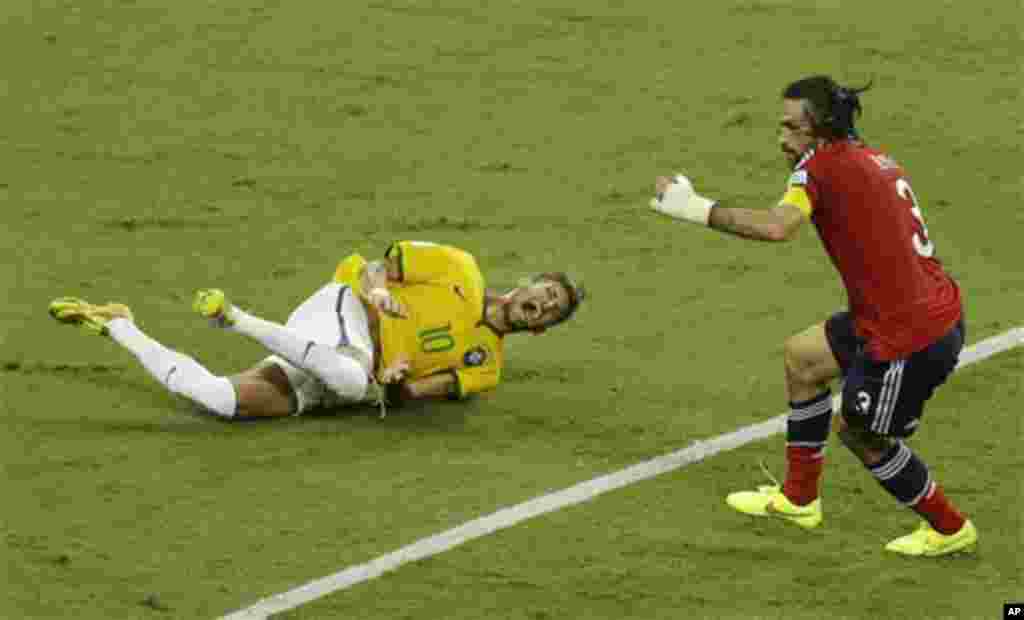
[[912, 483, 966, 535], [782, 445, 825, 506]]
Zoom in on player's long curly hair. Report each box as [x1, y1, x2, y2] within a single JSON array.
[[783, 75, 873, 141]]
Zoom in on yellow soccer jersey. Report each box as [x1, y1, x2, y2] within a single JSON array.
[[378, 241, 504, 399]]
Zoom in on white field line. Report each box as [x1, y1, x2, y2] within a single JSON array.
[[221, 327, 1023, 620]]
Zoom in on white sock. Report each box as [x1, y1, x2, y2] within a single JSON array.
[[107, 318, 237, 418], [230, 309, 368, 402]]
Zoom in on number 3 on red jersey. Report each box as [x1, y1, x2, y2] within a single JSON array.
[[896, 178, 935, 258]]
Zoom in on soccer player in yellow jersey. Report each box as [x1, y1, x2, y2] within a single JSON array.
[[48, 241, 584, 419]]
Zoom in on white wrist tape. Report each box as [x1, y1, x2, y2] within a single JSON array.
[[649, 175, 716, 226]]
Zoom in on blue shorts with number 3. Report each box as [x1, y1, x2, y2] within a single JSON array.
[[826, 312, 964, 438]]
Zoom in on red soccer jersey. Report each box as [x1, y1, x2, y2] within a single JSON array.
[[791, 140, 962, 360]]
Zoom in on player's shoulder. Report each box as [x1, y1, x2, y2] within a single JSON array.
[[861, 147, 904, 174], [403, 240, 477, 260], [800, 141, 850, 170], [803, 141, 903, 176], [387, 240, 478, 273], [809, 140, 887, 161], [388, 239, 464, 255]]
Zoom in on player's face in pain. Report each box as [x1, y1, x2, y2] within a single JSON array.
[[779, 98, 817, 168], [504, 280, 570, 332]]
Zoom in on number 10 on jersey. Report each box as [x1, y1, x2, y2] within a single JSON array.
[[419, 324, 455, 353]]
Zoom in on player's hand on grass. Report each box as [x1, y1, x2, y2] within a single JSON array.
[[366, 287, 408, 319], [649, 172, 716, 226], [377, 356, 410, 385]]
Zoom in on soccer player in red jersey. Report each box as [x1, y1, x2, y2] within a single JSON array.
[[649, 75, 976, 556]]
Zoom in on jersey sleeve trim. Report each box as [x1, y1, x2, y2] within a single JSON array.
[[454, 366, 500, 399]]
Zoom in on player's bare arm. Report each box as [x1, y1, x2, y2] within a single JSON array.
[[387, 372, 458, 405], [360, 257, 407, 318], [376, 355, 410, 385], [405, 373, 457, 399], [359, 257, 401, 290], [650, 174, 805, 242], [708, 202, 805, 242]]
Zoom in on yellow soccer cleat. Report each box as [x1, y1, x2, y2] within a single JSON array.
[[885, 520, 977, 557], [726, 484, 823, 530], [48, 297, 134, 336], [193, 288, 235, 327]]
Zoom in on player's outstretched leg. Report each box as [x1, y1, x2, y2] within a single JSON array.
[[193, 288, 370, 404], [49, 296, 237, 418]]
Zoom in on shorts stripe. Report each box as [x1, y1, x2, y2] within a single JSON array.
[[873, 360, 905, 434], [885, 361, 907, 433], [873, 363, 897, 433], [335, 286, 350, 347]]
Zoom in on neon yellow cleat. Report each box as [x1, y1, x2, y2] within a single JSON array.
[[885, 520, 977, 557], [193, 288, 235, 327], [726, 484, 823, 530], [48, 297, 134, 336]]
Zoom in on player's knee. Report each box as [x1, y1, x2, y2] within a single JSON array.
[[164, 360, 237, 419], [783, 334, 818, 385], [330, 370, 368, 402], [783, 327, 838, 387], [837, 416, 892, 465], [178, 377, 237, 419]]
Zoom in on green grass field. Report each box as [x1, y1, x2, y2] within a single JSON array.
[[3, 1, 1021, 618]]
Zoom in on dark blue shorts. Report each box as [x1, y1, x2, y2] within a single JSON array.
[[825, 312, 964, 438]]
